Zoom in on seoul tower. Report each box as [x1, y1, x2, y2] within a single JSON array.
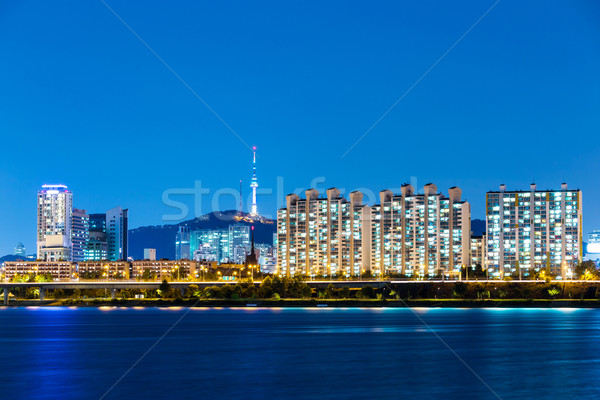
[[250, 146, 259, 216]]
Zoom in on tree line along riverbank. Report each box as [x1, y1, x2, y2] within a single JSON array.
[[4, 278, 600, 306]]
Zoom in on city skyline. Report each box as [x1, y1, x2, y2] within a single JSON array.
[[1, 1, 599, 256]]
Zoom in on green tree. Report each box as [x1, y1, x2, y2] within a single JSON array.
[[301, 285, 313, 298], [339, 287, 350, 299], [548, 287, 560, 299], [259, 276, 274, 298], [159, 279, 172, 298], [325, 283, 337, 298], [142, 269, 156, 281], [361, 285, 375, 299], [452, 282, 468, 299], [186, 284, 200, 298], [575, 261, 599, 280], [203, 286, 223, 299]]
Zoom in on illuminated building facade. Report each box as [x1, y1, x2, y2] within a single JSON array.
[[71, 208, 89, 262], [588, 231, 600, 263], [370, 184, 471, 278], [277, 188, 371, 277], [229, 224, 250, 264], [106, 207, 128, 261], [131, 260, 197, 280], [78, 261, 130, 279], [14, 242, 26, 257], [175, 226, 191, 260], [485, 183, 582, 279], [4, 261, 75, 280], [190, 229, 230, 262], [37, 184, 73, 261], [470, 234, 486, 268]]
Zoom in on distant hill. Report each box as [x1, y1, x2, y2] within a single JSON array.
[[128, 210, 276, 260], [471, 219, 486, 236], [0, 254, 35, 263]]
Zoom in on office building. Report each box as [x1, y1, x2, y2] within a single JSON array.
[[370, 184, 470, 278], [257, 243, 276, 274], [190, 229, 230, 262], [175, 226, 191, 260], [37, 184, 73, 261], [228, 224, 250, 264], [86, 231, 108, 261], [277, 188, 371, 277], [85, 213, 109, 260], [143, 248, 157, 261], [71, 208, 89, 262], [485, 183, 582, 279], [14, 242, 26, 257], [586, 230, 600, 262], [106, 207, 128, 261], [83, 209, 128, 261]]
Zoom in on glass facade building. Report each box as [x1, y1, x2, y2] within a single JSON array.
[[229, 224, 250, 264], [175, 226, 191, 260], [190, 229, 230, 262], [71, 208, 89, 262], [106, 207, 128, 261]]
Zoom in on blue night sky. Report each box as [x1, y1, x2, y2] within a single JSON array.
[[0, 0, 599, 255]]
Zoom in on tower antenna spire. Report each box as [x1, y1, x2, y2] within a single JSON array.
[[239, 179, 243, 215]]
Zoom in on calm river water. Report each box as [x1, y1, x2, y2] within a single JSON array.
[[0, 307, 599, 399]]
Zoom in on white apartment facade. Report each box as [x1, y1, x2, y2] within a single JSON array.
[[37, 184, 73, 261], [277, 188, 371, 278], [370, 184, 471, 278], [485, 183, 582, 279]]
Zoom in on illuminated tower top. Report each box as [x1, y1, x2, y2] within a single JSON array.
[[250, 146, 258, 216]]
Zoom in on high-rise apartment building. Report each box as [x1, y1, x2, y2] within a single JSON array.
[[370, 184, 470, 278], [175, 226, 191, 260], [37, 184, 73, 261], [71, 208, 89, 262], [485, 183, 582, 279], [277, 188, 371, 278], [276, 184, 471, 278], [470, 234, 486, 268]]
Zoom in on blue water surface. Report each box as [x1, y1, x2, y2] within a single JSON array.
[[0, 307, 599, 400]]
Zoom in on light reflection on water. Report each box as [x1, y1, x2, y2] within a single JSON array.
[[0, 307, 599, 400]]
